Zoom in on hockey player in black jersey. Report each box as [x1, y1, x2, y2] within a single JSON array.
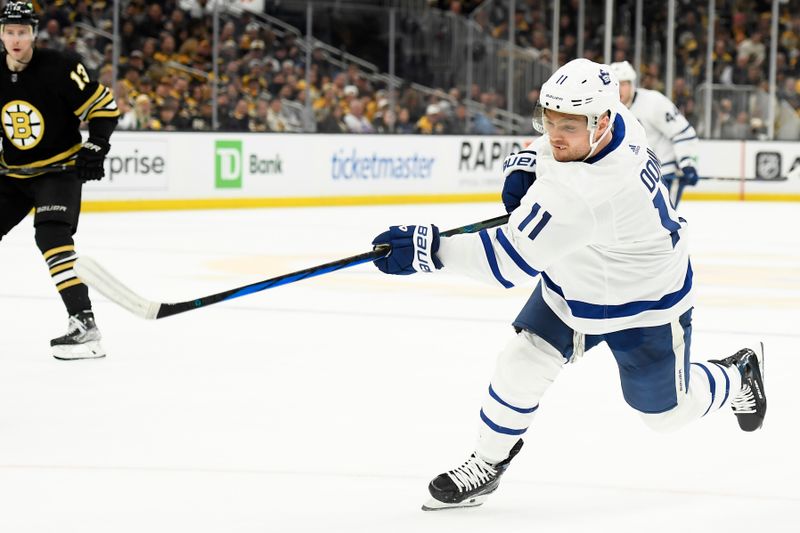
[[0, 1, 119, 359]]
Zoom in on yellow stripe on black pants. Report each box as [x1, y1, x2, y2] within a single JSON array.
[[45, 247, 80, 293]]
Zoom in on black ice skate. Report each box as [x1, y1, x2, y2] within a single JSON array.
[[50, 310, 106, 360], [711, 343, 766, 431], [422, 439, 523, 511]]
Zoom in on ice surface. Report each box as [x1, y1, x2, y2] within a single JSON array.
[[1, 201, 798, 532]]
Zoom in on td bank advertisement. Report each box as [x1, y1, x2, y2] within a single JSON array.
[[211, 134, 449, 196], [81, 132, 800, 205]]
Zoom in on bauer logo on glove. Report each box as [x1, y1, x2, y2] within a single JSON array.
[[75, 137, 111, 181], [413, 225, 436, 272], [372, 224, 442, 275], [502, 149, 537, 178]]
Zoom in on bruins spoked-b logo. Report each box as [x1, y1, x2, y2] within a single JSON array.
[[2, 100, 44, 149]]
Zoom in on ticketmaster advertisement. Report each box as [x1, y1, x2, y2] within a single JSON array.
[[81, 132, 800, 208]]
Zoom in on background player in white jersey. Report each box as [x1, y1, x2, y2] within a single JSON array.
[[610, 60, 700, 207], [371, 59, 766, 511]]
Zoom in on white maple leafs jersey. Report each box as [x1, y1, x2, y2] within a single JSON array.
[[628, 88, 698, 176], [438, 104, 693, 334]]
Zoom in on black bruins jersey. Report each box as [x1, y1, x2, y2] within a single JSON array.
[[0, 48, 119, 178]]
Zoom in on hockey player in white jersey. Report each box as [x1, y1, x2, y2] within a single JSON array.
[[371, 58, 766, 511], [609, 60, 700, 207]]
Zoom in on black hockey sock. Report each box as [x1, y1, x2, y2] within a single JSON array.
[[34, 221, 91, 316]]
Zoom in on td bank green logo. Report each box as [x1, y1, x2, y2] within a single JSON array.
[[215, 140, 242, 188]]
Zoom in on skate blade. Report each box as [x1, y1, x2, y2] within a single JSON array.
[[52, 341, 106, 361], [421, 494, 488, 511]]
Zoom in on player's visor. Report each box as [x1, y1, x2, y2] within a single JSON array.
[[531, 102, 546, 134]]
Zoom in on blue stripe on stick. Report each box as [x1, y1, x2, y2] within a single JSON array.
[[224, 255, 377, 300]]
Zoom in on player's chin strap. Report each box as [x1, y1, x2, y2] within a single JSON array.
[[582, 115, 614, 162]]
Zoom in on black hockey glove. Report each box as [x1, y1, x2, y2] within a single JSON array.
[[75, 138, 110, 181]]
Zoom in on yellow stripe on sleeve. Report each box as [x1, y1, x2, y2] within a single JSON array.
[[74, 86, 105, 117], [87, 108, 121, 120]]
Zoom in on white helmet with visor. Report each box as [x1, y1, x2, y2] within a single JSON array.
[[533, 58, 621, 160]]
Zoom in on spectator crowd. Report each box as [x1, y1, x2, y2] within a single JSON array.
[[31, 0, 800, 139], [428, 0, 799, 139]]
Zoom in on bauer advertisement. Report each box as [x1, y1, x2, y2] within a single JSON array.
[[81, 132, 800, 209]]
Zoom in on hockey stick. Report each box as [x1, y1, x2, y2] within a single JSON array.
[[669, 177, 681, 207], [0, 164, 72, 176], [74, 213, 511, 320]]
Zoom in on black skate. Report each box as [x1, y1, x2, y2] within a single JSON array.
[[710, 343, 766, 431], [422, 439, 523, 511], [51, 310, 106, 360]]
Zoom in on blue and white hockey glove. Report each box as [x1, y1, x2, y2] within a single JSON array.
[[501, 150, 537, 213], [372, 224, 442, 275], [681, 165, 699, 186], [502, 170, 537, 213]]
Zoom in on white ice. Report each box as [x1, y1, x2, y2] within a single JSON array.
[[1, 201, 798, 533]]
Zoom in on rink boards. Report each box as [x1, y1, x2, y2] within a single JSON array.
[[80, 132, 800, 211]]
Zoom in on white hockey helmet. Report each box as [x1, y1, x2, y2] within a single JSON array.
[[609, 60, 637, 107], [609, 61, 637, 83], [534, 58, 620, 159]]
